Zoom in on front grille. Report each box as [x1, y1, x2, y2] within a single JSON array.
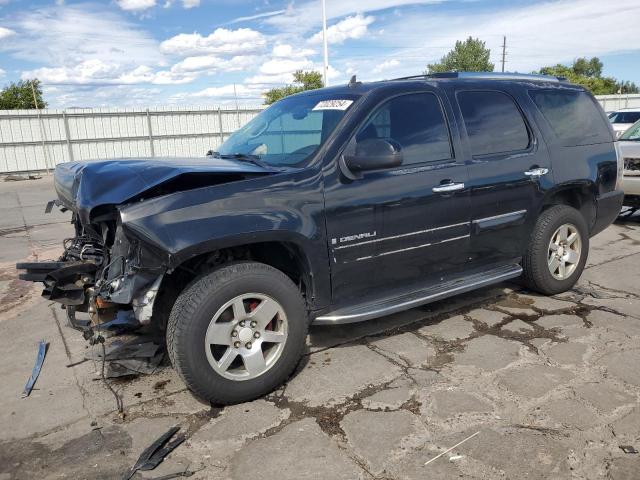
[[624, 157, 640, 175]]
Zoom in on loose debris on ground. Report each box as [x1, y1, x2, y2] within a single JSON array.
[[122, 426, 186, 480], [21, 339, 48, 398]]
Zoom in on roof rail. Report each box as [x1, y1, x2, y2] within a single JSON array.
[[391, 72, 563, 82]]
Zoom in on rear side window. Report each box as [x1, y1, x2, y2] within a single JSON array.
[[457, 90, 530, 156], [529, 89, 612, 145], [356, 92, 452, 165]]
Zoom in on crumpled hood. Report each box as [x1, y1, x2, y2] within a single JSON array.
[[54, 157, 274, 223]]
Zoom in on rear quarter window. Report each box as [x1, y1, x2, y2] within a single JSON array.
[[528, 89, 612, 145]]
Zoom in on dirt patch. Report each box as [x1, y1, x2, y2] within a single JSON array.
[[0, 426, 132, 479]]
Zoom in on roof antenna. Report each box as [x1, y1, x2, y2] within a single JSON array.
[[348, 75, 361, 88]]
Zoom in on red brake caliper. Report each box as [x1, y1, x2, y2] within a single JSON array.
[[250, 300, 273, 330]]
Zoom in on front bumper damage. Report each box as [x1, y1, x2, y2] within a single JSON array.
[[17, 208, 166, 328]]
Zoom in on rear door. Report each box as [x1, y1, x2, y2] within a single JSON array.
[[448, 86, 553, 269]]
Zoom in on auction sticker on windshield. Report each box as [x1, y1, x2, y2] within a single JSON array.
[[312, 99, 354, 111]]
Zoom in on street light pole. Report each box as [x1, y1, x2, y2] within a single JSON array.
[[321, 0, 329, 87]]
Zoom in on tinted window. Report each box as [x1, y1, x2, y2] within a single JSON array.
[[458, 91, 529, 156], [529, 89, 612, 145], [608, 111, 640, 124], [356, 93, 452, 165]]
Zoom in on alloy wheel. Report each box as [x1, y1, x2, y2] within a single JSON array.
[[547, 223, 582, 280], [204, 293, 288, 381]]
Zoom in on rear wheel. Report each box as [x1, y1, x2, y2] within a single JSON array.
[[522, 205, 589, 295], [167, 262, 307, 404]]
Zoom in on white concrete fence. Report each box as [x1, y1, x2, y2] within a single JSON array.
[[1, 94, 638, 174], [596, 94, 640, 113], [0, 106, 261, 173]]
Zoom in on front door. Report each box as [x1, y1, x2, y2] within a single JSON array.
[[449, 86, 553, 269], [323, 90, 471, 307]]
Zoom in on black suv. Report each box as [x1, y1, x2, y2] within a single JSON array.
[[18, 72, 623, 404]]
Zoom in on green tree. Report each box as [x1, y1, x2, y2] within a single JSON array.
[[263, 70, 324, 105], [426, 37, 494, 74], [0, 79, 47, 110], [538, 57, 638, 95], [615, 80, 639, 94]]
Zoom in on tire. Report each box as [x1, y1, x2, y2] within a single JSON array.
[[522, 205, 589, 295], [167, 262, 308, 405]]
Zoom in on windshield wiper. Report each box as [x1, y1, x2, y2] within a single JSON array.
[[211, 152, 272, 169]]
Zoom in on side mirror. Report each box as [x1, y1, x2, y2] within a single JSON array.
[[342, 138, 403, 176]]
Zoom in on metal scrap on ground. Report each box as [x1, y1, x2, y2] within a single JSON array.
[[21, 340, 49, 398], [619, 445, 639, 454], [85, 336, 164, 378], [424, 431, 480, 466], [122, 426, 186, 480]]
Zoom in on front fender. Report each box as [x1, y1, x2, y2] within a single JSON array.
[[118, 168, 331, 307]]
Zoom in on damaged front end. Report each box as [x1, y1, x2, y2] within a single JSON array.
[[17, 156, 277, 331], [17, 207, 166, 329]]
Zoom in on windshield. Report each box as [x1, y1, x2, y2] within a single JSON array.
[[620, 119, 640, 140], [608, 111, 640, 124], [216, 93, 358, 167]]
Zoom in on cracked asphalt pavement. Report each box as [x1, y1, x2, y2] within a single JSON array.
[[1, 177, 639, 479]]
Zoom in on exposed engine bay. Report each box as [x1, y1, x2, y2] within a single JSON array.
[[18, 206, 164, 328]]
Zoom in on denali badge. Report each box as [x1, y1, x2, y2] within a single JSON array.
[[339, 231, 377, 243]]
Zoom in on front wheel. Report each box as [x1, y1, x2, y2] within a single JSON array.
[[167, 262, 308, 405], [522, 205, 589, 295]]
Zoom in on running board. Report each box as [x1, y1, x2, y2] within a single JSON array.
[[313, 264, 522, 325]]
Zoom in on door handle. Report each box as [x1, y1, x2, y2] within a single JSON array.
[[524, 167, 549, 177], [432, 182, 465, 193]]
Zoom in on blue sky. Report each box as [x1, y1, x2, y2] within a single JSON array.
[[0, 0, 638, 108]]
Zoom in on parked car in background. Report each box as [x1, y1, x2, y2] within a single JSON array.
[[17, 72, 623, 404], [608, 108, 640, 138], [619, 119, 640, 208]]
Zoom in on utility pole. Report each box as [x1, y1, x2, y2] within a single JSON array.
[[501, 35, 506, 73], [31, 80, 52, 173], [321, 0, 329, 87], [233, 83, 240, 127]]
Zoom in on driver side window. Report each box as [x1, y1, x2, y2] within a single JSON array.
[[356, 93, 453, 165]]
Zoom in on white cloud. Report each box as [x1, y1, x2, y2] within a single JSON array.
[[116, 0, 156, 12], [171, 55, 222, 72], [264, 0, 443, 34], [0, 68, 5, 77], [271, 44, 315, 58], [184, 83, 258, 99], [22, 59, 196, 86], [245, 72, 296, 86], [1, 5, 162, 67], [181, 0, 200, 8], [245, 43, 320, 87], [45, 85, 164, 108], [170, 54, 257, 73], [372, 58, 399, 73], [160, 28, 266, 56], [259, 58, 314, 76], [171, 83, 265, 107], [0, 26, 15, 39], [227, 9, 287, 25], [377, 0, 640, 76], [309, 14, 375, 45]]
